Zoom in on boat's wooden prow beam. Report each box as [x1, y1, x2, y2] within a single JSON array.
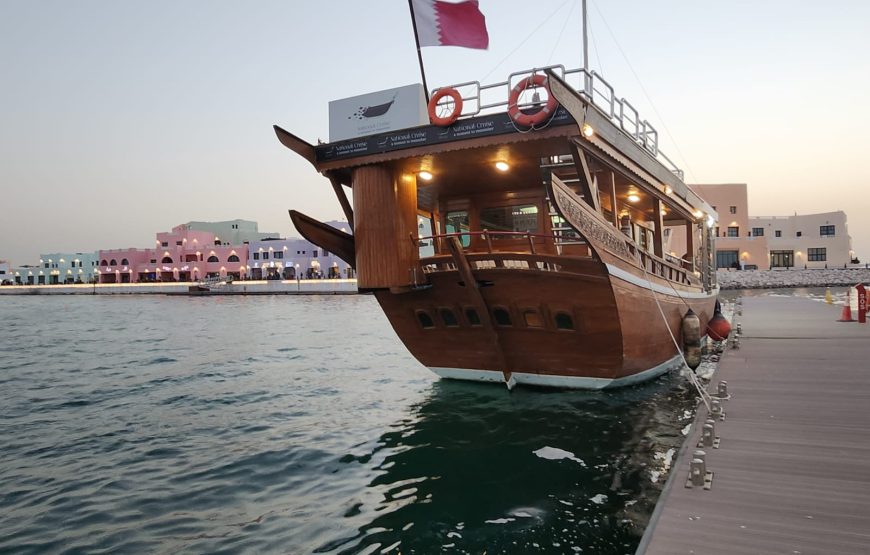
[[288, 210, 356, 267], [444, 237, 513, 385], [273, 125, 317, 168]]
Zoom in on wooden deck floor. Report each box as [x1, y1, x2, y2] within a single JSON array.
[[638, 295, 870, 554]]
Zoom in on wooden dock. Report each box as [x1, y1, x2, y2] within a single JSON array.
[[638, 295, 870, 554]]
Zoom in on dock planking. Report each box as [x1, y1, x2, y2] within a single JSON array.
[[638, 295, 870, 554]]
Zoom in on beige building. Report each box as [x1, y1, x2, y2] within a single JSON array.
[[690, 184, 854, 269]]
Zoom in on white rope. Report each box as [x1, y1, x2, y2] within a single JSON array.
[[638, 257, 713, 411]]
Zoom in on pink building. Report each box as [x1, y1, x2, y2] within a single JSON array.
[[97, 224, 249, 283]]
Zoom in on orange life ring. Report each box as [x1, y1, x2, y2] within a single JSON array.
[[428, 87, 463, 126], [508, 74, 558, 127]]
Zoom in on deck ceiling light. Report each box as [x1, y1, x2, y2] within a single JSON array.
[[693, 209, 704, 218], [582, 123, 594, 137], [418, 171, 433, 181], [627, 193, 640, 203], [495, 161, 510, 172], [664, 185, 673, 195]]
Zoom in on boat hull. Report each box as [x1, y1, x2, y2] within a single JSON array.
[[374, 258, 716, 389]]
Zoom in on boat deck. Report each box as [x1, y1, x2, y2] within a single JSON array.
[[638, 295, 870, 554]]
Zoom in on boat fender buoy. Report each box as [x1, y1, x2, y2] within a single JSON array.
[[507, 74, 558, 127], [682, 308, 702, 370], [428, 87, 463, 127], [706, 305, 732, 341]]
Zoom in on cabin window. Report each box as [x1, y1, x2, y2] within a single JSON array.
[[445, 210, 471, 247], [523, 309, 544, 328], [207, 255, 219, 262], [716, 250, 739, 269], [464, 307, 481, 326], [228, 255, 240, 262], [416, 310, 435, 329], [493, 307, 512, 326], [480, 204, 538, 238], [439, 308, 459, 327], [554, 312, 574, 330]]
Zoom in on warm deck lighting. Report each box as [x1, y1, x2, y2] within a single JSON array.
[[418, 171, 433, 181], [582, 123, 594, 137], [495, 161, 510, 172], [693, 209, 704, 218], [627, 194, 640, 203], [664, 185, 673, 195]]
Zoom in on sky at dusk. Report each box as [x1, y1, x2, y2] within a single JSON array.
[[1, 0, 868, 265]]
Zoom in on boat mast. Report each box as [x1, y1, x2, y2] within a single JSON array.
[[582, 0, 590, 93]]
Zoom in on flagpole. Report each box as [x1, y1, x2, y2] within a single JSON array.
[[407, 0, 431, 103]]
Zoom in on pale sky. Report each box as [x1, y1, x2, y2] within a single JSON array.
[[2, 0, 868, 265]]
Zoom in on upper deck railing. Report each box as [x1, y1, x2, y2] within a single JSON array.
[[432, 65, 685, 180]]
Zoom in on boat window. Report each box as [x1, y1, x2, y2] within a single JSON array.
[[555, 312, 574, 330], [523, 309, 543, 328], [439, 308, 459, 327], [481, 204, 538, 238], [493, 307, 512, 326], [445, 210, 471, 247], [464, 307, 481, 326], [416, 310, 435, 329]]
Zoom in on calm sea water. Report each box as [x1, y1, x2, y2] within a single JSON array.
[[1, 294, 706, 554]]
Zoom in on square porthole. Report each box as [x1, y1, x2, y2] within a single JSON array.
[[492, 306, 512, 327], [439, 307, 459, 327], [523, 309, 544, 328], [464, 307, 482, 326], [554, 311, 575, 331], [415, 310, 435, 329]]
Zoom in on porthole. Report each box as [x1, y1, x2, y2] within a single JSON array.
[[555, 312, 575, 330], [523, 310, 543, 328], [440, 308, 459, 327], [465, 308, 481, 326], [493, 307, 512, 326], [416, 310, 435, 329]]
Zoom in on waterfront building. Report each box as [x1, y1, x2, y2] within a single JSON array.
[[98, 224, 249, 283], [184, 219, 279, 246], [247, 220, 354, 280], [0, 260, 13, 285], [36, 252, 100, 284], [691, 183, 854, 269]]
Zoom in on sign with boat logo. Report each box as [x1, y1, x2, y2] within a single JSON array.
[[329, 84, 428, 142]]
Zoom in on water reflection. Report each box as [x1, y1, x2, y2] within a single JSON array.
[[320, 375, 698, 554]]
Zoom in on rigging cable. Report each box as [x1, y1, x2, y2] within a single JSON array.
[[588, 0, 698, 183], [480, 0, 572, 83], [546, 0, 577, 65]]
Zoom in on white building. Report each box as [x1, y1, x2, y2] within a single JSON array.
[[247, 220, 354, 280], [36, 252, 100, 284], [750, 211, 854, 269], [184, 219, 279, 246], [0, 260, 12, 285]]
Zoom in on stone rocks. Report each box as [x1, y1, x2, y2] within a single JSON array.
[[717, 268, 870, 290]]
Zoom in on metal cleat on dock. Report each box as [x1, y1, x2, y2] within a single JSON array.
[[711, 399, 725, 420], [698, 419, 721, 449], [686, 451, 714, 490]]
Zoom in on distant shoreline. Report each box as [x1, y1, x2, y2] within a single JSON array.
[[0, 279, 358, 296]]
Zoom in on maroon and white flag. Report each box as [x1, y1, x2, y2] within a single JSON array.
[[412, 0, 489, 50]]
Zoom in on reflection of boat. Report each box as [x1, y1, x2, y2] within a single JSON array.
[[274, 30, 718, 391]]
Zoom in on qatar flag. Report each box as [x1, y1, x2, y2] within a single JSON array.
[[412, 0, 489, 50]]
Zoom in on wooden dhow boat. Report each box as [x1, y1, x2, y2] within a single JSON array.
[[274, 65, 719, 389]]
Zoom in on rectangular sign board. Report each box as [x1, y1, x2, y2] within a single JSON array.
[[329, 84, 428, 142]]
